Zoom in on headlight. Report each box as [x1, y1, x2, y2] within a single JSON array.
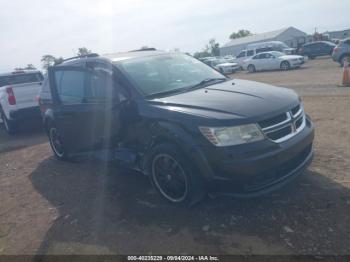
[[199, 124, 264, 146]]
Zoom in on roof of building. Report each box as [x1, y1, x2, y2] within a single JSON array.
[[222, 27, 302, 48]]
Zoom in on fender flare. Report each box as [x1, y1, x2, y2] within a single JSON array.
[[141, 121, 214, 179]]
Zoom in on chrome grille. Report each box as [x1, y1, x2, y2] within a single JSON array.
[[258, 104, 306, 143]]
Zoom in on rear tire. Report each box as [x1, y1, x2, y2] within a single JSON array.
[[147, 143, 206, 207], [47, 123, 70, 161], [1, 110, 16, 135], [247, 64, 256, 73], [280, 61, 291, 70]]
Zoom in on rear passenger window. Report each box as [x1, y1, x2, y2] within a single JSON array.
[[55, 70, 85, 103]]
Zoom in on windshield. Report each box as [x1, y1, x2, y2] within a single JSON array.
[[117, 53, 224, 97], [270, 51, 285, 57]]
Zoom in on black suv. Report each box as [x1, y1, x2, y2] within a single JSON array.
[[39, 50, 314, 205]]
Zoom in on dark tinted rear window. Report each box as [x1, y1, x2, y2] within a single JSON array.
[[0, 73, 43, 87]]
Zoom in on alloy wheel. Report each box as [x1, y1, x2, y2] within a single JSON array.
[[152, 154, 188, 203], [49, 127, 65, 157]]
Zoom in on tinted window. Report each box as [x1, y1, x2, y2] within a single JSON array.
[[55, 70, 85, 103], [237, 51, 246, 58], [0, 73, 43, 87], [344, 39, 350, 45], [247, 50, 254, 56]]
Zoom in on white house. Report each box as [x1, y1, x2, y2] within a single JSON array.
[[220, 27, 308, 56]]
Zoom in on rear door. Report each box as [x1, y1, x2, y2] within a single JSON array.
[[255, 53, 270, 70], [48, 64, 122, 153]]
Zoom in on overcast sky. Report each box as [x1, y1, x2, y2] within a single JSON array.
[[0, 0, 349, 72]]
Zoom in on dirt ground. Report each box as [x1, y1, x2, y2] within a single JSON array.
[[1, 58, 350, 258]]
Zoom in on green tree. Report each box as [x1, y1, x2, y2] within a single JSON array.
[[229, 29, 252, 40], [77, 47, 92, 56], [25, 64, 36, 70], [41, 55, 56, 70], [208, 38, 220, 56], [41, 55, 65, 70], [193, 50, 211, 58], [54, 57, 64, 65]]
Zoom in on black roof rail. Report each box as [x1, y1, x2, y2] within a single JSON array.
[[129, 48, 157, 52], [57, 53, 99, 64]]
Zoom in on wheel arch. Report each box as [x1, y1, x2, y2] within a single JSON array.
[[140, 121, 214, 179], [42, 109, 55, 134]]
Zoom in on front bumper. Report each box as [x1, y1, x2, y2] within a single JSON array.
[[193, 116, 315, 197], [9, 106, 41, 121], [291, 60, 304, 67], [222, 66, 240, 74]]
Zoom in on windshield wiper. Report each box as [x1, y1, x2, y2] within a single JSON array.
[[186, 77, 228, 90], [146, 88, 189, 99], [146, 78, 228, 99]]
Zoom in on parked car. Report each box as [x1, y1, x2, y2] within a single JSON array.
[[233, 41, 296, 68], [0, 70, 44, 134], [332, 38, 350, 66], [39, 50, 314, 206], [244, 51, 305, 73], [204, 59, 240, 74], [298, 41, 336, 59]]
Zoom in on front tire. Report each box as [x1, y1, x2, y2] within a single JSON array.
[[1, 111, 16, 135], [280, 61, 291, 70], [247, 64, 256, 73], [148, 143, 206, 206]]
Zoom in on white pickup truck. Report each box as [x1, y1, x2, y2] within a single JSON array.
[[0, 70, 44, 134]]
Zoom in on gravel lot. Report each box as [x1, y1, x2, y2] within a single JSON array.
[[0, 58, 350, 258]]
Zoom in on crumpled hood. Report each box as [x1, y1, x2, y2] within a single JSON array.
[[149, 79, 299, 120]]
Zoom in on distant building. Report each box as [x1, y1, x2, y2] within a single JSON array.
[[220, 27, 307, 56], [324, 29, 350, 40]]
